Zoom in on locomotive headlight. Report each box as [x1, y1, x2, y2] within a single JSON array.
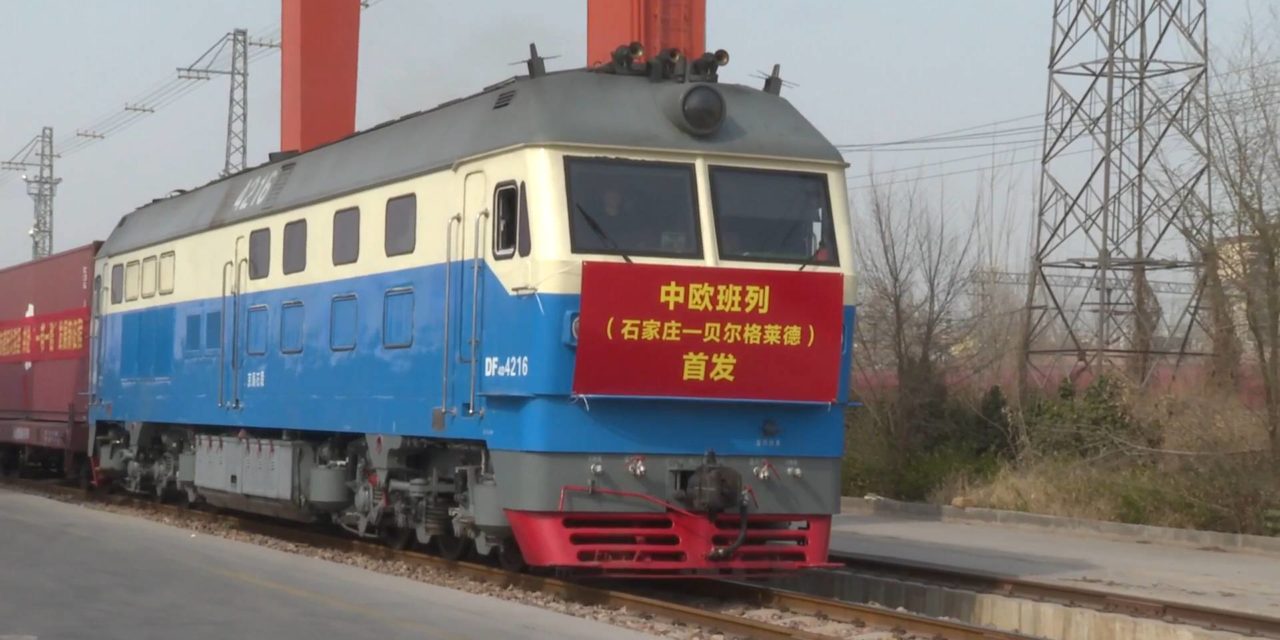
[[680, 85, 726, 136]]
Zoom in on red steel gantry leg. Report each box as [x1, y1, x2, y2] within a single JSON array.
[[587, 0, 706, 66], [281, 0, 361, 153]]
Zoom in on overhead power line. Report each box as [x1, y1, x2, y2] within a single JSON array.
[[0, 0, 386, 189]]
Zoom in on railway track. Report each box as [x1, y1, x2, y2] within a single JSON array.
[[0, 477, 1033, 640], [830, 551, 1280, 639]]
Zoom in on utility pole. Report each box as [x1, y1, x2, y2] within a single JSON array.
[[180, 28, 275, 176], [1, 127, 61, 259], [225, 28, 249, 176], [1021, 0, 1211, 391]]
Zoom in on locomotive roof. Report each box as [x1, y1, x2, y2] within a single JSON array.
[[100, 68, 843, 257]]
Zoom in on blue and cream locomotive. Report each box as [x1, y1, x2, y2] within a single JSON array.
[[88, 46, 856, 575]]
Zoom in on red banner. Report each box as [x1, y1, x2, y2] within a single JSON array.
[[572, 262, 844, 403], [0, 307, 89, 364]]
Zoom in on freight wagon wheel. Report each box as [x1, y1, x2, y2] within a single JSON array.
[[13, 448, 29, 479], [76, 460, 93, 492]]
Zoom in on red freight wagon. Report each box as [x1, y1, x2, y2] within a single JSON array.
[[0, 242, 98, 480]]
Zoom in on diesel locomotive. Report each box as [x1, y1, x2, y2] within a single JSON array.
[[86, 45, 856, 575]]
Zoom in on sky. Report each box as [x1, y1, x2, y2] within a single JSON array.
[[0, 0, 1274, 270]]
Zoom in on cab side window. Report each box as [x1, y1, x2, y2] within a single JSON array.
[[493, 183, 518, 259]]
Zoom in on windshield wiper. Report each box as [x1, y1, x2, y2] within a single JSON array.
[[575, 203, 633, 264], [798, 243, 828, 271]]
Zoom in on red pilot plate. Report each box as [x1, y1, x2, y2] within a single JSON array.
[[572, 261, 843, 403]]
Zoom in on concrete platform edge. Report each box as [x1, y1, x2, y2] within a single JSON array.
[[840, 495, 1280, 556]]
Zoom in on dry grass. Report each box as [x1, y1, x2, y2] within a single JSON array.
[[936, 393, 1280, 534]]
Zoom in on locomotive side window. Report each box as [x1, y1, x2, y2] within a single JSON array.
[[125, 261, 140, 301], [564, 157, 701, 258], [283, 219, 307, 275], [333, 207, 360, 265], [493, 183, 518, 259], [158, 251, 175, 295], [111, 265, 123, 304], [281, 301, 304, 353], [246, 305, 268, 355], [205, 311, 222, 349], [141, 256, 157, 298], [249, 228, 271, 279], [184, 314, 202, 352], [330, 295, 358, 351], [385, 195, 416, 257], [709, 167, 838, 266]]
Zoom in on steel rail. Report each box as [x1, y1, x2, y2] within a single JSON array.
[[833, 550, 1280, 639], [2, 478, 1035, 640], [674, 579, 1039, 640]]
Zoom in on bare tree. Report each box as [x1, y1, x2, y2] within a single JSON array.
[[853, 175, 983, 449], [1201, 24, 1280, 469]]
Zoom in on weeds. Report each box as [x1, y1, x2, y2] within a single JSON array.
[[844, 376, 1280, 535]]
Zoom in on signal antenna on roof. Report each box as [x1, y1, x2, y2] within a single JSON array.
[[763, 65, 783, 96], [526, 43, 547, 78]]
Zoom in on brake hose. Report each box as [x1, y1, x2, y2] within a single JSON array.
[[707, 492, 751, 561]]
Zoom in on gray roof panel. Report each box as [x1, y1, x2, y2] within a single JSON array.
[[100, 69, 841, 257]]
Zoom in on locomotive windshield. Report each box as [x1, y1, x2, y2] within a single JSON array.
[[709, 167, 838, 265], [565, 157, 702, 258]]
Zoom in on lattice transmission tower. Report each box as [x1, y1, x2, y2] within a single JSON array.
[[1021, 0, 1212, 387], [1, 127, 61, 259], [180, 28, 273, 176]]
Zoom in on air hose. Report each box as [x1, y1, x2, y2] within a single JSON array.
[[707, 491, 751, 561]]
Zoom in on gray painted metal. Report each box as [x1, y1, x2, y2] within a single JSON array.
[[490, 451, 839, 514], [308, 465, 351, 511], [100, 69, 842, 257], [194, 435, 300, 501]]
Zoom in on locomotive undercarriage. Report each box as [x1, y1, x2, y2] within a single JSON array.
[[92, 422, 520, 564], [92, 421, 840, 573]]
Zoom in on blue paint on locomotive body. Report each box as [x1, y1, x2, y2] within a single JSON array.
[[91, 261, 855, 458]]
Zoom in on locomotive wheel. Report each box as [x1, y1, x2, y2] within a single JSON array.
[[497, 539, 526, 573], [381, 525, 414, 551], [435, 529, 470, 562]]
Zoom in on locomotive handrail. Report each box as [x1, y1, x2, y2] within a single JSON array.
[[232, 256, 248, 410], [441, 212, 462, 420], [92, 273, 106, 402], [468, 209, 490, 416], [219, 260, 233, 408]]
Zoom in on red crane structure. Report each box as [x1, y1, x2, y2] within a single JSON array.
[[278, 0, 705, 153], [280, 0, 361, 154], [587, 0, 706, 66]]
